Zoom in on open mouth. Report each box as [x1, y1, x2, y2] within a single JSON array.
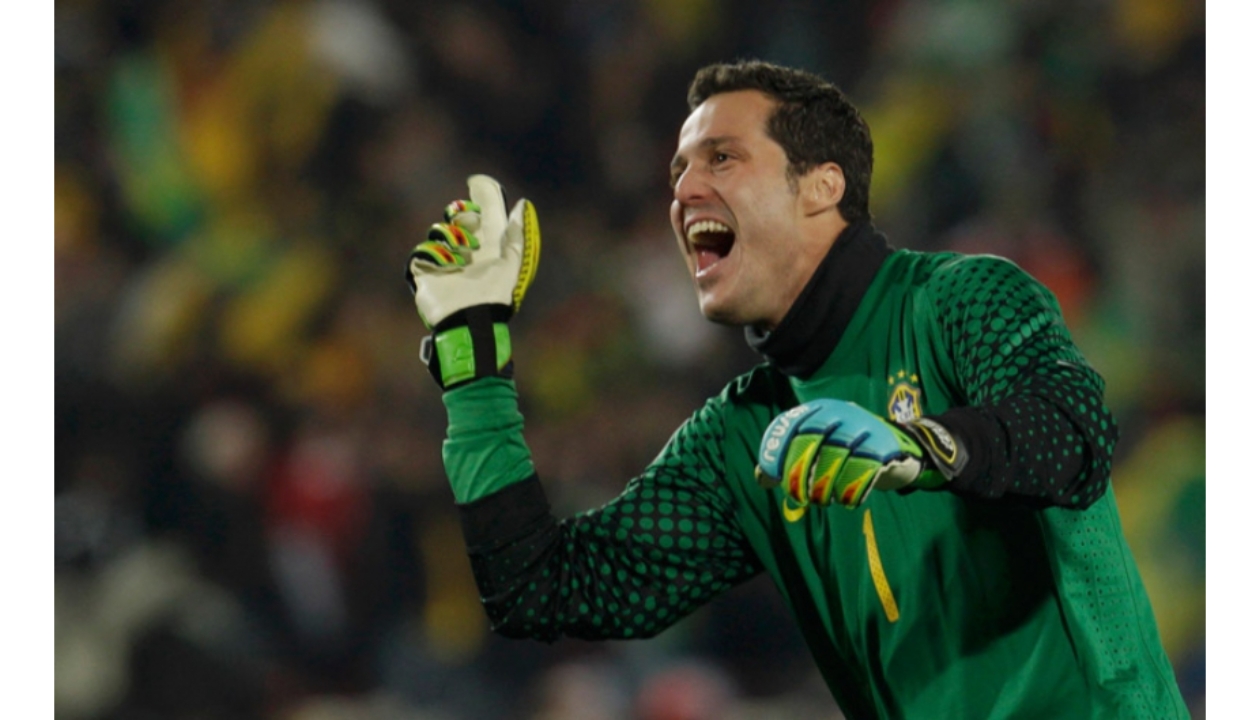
[[686, 219, 735, 275]]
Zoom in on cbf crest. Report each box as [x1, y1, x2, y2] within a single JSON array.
[[888, 370, 922, 423]]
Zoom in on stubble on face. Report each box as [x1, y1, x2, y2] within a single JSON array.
[[669, 91, 812, 331]]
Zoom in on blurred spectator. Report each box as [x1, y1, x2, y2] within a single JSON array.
[[635, 661, 733, 720]]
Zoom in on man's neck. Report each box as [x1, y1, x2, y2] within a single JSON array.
[[758, 217, 851, 333], [746, 220, 893, 377]]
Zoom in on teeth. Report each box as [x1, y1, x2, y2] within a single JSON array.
[[686, 219, 733, 241]]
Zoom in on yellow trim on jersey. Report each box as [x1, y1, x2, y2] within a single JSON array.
[[863, 509, 901, 623], [782, 498, 807, 523]]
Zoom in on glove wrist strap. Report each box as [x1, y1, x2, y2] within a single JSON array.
[[421, 304, 514, 390], [898, 417, 969, 483]]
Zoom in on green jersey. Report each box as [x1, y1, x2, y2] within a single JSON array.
[[441, 223, 1186, 719]]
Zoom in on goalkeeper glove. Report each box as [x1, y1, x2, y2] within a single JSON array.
[[405, 175, 541, 390], [755, 399, 967, 511]]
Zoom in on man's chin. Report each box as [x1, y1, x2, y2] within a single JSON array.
[[697, 295, 745, 327]]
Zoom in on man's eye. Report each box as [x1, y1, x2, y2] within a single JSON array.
[[713, 152, 730, 164]]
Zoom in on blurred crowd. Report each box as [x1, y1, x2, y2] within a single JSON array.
[[54, 0, 1205, 718]]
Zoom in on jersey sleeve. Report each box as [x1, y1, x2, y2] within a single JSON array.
[[920, 255, 1119, 509], [443, 379, 763, 642]]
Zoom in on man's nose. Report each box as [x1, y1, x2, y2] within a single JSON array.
[[673, 165, 709, 205]]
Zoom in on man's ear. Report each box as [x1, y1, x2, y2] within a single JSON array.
[[801, 163, 846, 216]]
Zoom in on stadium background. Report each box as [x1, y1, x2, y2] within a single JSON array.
[[54, 0, 1205, 717]]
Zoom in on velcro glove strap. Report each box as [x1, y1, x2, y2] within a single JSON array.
[[421, 304, 514, 390], [896, 417, 968, 487]]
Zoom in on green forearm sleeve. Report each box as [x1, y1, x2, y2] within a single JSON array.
[[442, 376, 536, 504]]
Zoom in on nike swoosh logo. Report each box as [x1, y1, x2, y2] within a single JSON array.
[[783, 498, 807, 523]]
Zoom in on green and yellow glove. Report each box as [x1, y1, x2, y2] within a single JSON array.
[[756, 399, 967, 512], [405, 175, 541, 389]]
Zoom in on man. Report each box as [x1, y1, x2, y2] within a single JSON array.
[[404, 60, 1188, 719]]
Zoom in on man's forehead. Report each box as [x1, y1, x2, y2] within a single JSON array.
[[677, 90, 775, 148]]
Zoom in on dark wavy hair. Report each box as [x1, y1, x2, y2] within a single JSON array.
[[687, 60, 873, 224]]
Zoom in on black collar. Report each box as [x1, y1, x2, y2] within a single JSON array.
[[746, 220, 893, 378]]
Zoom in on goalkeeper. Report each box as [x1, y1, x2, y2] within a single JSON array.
[[404, 60, 1188, 718]]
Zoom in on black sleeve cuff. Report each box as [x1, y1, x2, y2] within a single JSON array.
[[456, 474, 554, 553]]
